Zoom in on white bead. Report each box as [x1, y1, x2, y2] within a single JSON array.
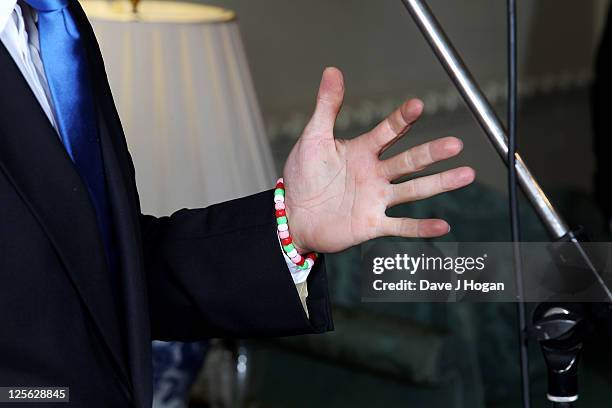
[[286, 249, 298, 258], [274, 194, 284, 203], [291, 254, 302, 263], [276, 178, 284, 184], [305, 258, 315, 268], [277, 224, 288, 232]]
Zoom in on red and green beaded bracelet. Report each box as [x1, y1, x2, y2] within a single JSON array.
[[274, 178, 318, 270]]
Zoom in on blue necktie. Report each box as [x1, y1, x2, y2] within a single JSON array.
[[25, 0, 117, 279]]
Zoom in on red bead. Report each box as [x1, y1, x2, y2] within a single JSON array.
[[276, 182, 284, 189], [306, 253, 317, 260], [275, 209, 286, 217], [296, 257, 306, 266], [281, 237, 292, 246]]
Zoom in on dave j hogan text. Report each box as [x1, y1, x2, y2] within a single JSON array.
[[372, 279, 505, 293]]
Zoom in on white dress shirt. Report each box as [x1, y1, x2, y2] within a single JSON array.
[[0, 1, 58, 131], [0, 1, 312, 300]]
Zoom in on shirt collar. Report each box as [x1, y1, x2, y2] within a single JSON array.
[[0, 0, 18, 35]]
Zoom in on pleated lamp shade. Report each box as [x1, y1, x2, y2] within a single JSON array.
[[82, 1, 276, 216]]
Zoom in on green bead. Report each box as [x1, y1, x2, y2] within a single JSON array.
[[283, 243, 295, 253], [274, 188, 285, 196], [298, 263, 309, 270], [276, 216, 288, 225]]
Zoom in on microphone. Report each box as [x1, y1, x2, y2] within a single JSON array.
[[531, 303, 589, 407]]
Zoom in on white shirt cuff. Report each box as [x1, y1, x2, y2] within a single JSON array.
[[277, 235, 313, 284]]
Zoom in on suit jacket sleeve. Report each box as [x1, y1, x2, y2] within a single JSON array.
[[139, 190, 334, 341]]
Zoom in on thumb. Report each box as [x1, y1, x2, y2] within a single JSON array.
[[306, 67, 345, 136]]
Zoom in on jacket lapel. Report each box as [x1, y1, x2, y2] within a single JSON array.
[[70, 3, 153, 408], [0, 44, 131, 389]]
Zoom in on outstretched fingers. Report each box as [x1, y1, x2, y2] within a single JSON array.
[[379, 136, 463, 181], [387, 166, 475, 207], [378, 167, 474, 239]]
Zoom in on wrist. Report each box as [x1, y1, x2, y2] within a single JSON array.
[[274, 178, 317, 269], [283, 202, 309, 254]]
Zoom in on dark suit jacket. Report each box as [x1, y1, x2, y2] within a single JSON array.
[[0, 2, 332, 407]]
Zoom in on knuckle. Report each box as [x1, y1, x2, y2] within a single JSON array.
[[390, 110, 408, 135], [414, 220, 423, 237], [440, 170, 459, 191], [403, 220, 418, 237], [413, 146, 429, 171], [438, 172, 448, 191], [399, 180, 416, 200], [403, 151, 416, 171], [426, 142, 437, 163], [394, 220, 406, 236]]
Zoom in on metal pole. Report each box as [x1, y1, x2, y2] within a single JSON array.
[[506, 1, 531, 407], [400, 0, 569, 240]]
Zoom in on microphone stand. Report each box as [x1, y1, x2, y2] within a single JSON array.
[[399, 0, 612, 406]]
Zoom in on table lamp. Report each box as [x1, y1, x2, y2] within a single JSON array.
[[82, 0, 276, 217]]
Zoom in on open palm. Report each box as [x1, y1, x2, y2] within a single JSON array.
[[284, 67, 475, 254]]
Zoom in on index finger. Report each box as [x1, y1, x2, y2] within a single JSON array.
[[364, 98, 424, 154]]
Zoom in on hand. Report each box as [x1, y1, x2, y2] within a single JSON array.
[[283, 67, 475, 254]]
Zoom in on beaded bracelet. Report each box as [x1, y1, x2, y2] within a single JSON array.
[[274, 178, 318, 270]]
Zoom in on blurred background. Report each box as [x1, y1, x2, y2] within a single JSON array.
[[83, 0, 612, 407]]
